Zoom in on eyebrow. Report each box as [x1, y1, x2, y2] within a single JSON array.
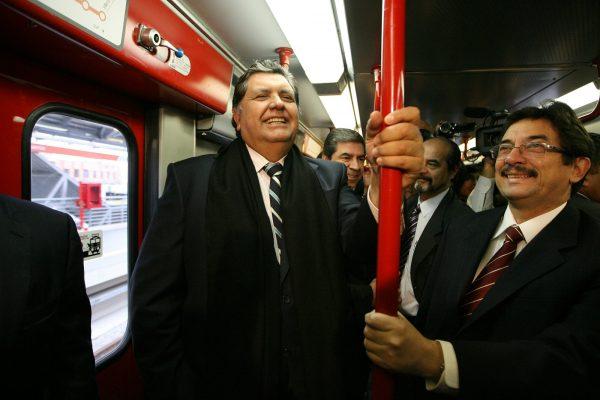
[[251, 87, 294, 95], [501, 134, 549, 144]]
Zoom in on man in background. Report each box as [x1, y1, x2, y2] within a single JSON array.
[[322, 128, 367, 194], [398, 137, 474, 320], [578, 133, 600, 204]]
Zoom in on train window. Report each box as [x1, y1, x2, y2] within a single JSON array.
[[29, 112, 131, 363]]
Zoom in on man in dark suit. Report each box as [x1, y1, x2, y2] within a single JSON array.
[[0, 194, 97, 399], [130, 59, 424, 399], [364, 101, 600, 399], [398, 137, 474, 319]]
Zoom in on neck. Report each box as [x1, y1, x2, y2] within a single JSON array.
[[508, 197, 568, 224], [419, 185, 449, 202], [247, 141, 293, 162]]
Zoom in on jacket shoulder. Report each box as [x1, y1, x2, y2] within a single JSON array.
[[447, 195, 476, 218], [304, 157, 345, 188], [0, 194, 71, 227]]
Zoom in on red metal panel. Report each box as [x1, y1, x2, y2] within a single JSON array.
[[372, 0, 406, 398], [0, 52, 145, 399], [3, 0, 233, 114]]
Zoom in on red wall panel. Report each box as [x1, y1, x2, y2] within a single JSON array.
[[3, 0, 233, 114]]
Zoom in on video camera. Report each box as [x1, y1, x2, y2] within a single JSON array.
[[434, 121, 476, 138], [466, 107, 509, 157]]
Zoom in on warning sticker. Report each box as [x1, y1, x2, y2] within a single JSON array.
[[79, 230, 103, 260]]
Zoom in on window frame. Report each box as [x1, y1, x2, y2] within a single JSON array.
[[22, 103, 139, 370]]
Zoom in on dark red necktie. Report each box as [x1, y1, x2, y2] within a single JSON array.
[[460, 224, 524, 319]]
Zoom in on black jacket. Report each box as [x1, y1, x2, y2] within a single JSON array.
[[0, 194, 97, 399], [131, 154, 375, 399], [411, 201, 600, 399], [403, 190, 474, 304]]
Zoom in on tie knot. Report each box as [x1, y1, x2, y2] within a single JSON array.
[[413, 204, 421, 215], [264, 162, 283, 177], [505, 225, 524, 244]]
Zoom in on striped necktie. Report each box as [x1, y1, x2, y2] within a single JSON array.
[[264, 162, 284, 264], [399, 204, 421, 271], [460, 224, 524, 319]]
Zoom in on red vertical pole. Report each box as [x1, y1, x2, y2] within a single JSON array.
[[371, 0, 405, 399]]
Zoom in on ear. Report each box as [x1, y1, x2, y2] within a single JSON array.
[[449, 165, 459, 180], [570, 157, 591, 184], [232, 107, 242, 132]]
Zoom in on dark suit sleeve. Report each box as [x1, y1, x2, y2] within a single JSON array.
[[453, 280, 600, 399], [337, 168, 378, 317], [131, 164, 187, 398], [55, 216, 98, 398]]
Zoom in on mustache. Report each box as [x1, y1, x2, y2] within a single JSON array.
[[416, 175, 433, 183], [500, 165, 538, 178]]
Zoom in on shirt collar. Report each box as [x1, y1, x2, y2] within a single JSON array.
[[246, 144, 286, 173], [418, 188, 449, 217], [492, 202, 567, 243]]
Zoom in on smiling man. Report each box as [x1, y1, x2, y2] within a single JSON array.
[[322, 128, 366, 191], [364, 101, 600, 400], [131, 59, 425, 400]]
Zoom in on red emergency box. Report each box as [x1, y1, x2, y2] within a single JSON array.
[[79, 183, 102, 209]]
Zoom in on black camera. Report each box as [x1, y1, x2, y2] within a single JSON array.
[[434, 121, 475, 138], [465, 107, 509, 157]]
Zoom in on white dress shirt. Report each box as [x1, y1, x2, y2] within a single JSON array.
[[428, 202, 567, 394], [246, 145, 286, 263], [400, 189, 449, 316], [466, 176, 495, 212]]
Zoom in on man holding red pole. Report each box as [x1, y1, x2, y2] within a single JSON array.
[[364, 102, 600, 399]]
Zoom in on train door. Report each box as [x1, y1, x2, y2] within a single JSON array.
[[1, 0, 233, 397], [0, 52, 145, 398]]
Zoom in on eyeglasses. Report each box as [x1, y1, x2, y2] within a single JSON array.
[[491, 142, 568, 159]]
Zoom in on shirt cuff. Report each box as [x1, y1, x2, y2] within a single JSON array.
[[367, 186, 379, 223], [425, 340, 459, 394]]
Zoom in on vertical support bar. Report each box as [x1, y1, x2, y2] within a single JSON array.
[[372, 0, 405, 399]]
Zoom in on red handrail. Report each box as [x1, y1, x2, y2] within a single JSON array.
[[371, 0, 406, 399]]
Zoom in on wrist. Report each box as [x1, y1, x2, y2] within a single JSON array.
[[419, 339, 444, 380]]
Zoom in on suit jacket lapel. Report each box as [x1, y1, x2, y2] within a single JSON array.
[[460, 204, 579, 332], [0, 208, 31, 347], [411, 191, 451, 272], [426, 207, 503, 336]]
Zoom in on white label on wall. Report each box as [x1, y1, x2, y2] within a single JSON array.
[[79, 230, 103, 260], [31, 0, 129, 47], [168, 52, 191, 76]]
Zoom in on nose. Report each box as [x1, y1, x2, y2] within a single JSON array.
[[269, 95, 285, 110], [504, 145, 526, 164], [349, 157, 361, 171]]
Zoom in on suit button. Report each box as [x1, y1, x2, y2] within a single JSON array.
[[282, 347, 290, 356], [282, 295, 291, 304]]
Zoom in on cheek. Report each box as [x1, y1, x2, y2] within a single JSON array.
[[495, 159, 504, 173]]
